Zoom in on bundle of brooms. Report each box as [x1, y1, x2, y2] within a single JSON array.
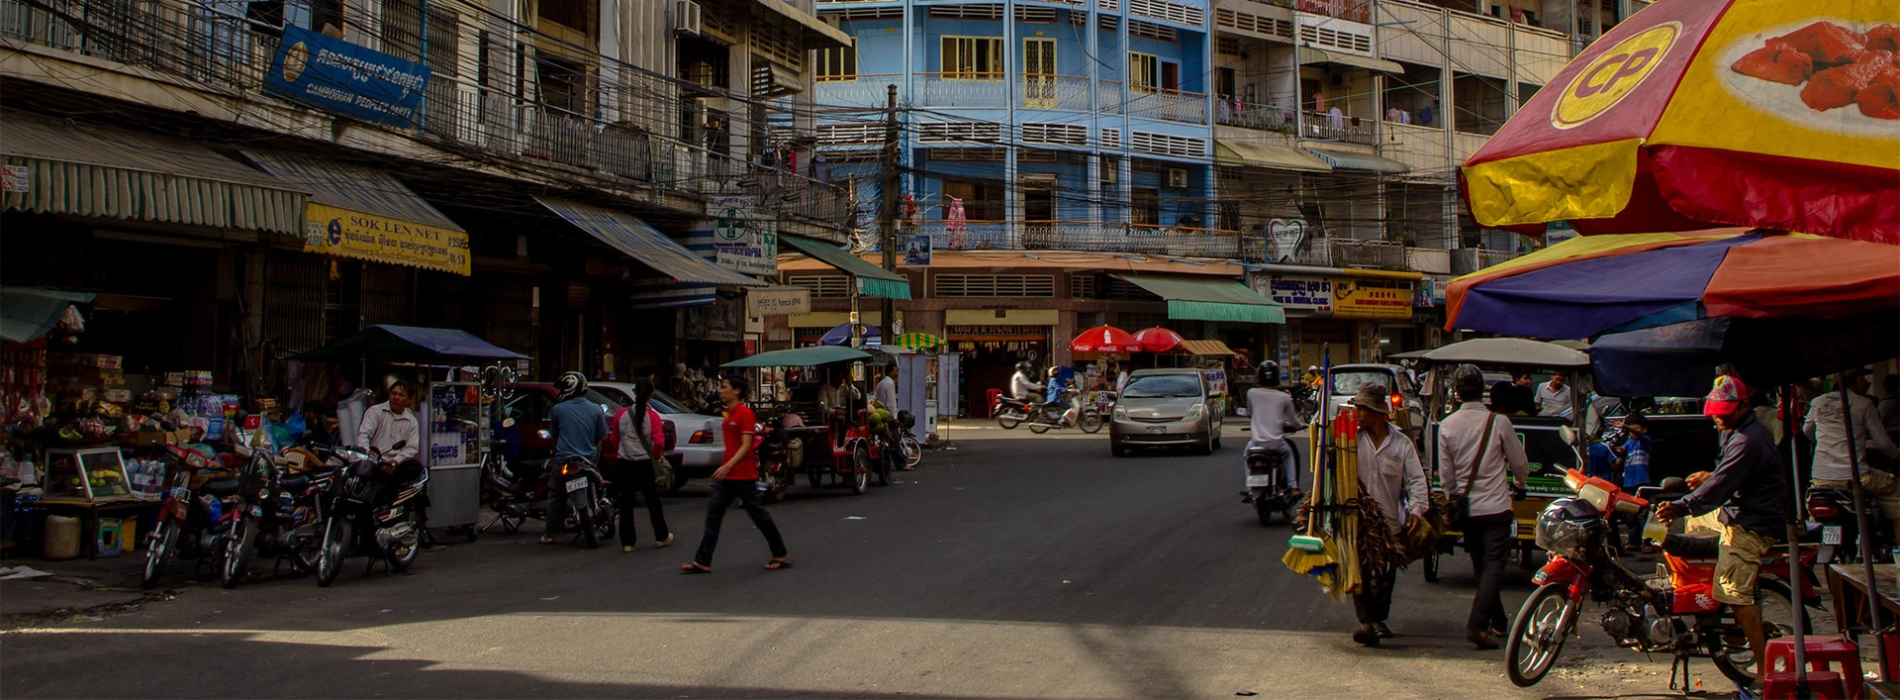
[[1285, 412, 1410, 599]]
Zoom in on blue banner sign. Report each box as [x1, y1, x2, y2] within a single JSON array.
[[264, 25, 431, 129]]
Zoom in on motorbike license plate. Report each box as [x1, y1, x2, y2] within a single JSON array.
[[1245, 474, 1274, 489], [1824, 525, 1843, 546], [1145, 426, 1167, 433], [565, 477, 589, 493]]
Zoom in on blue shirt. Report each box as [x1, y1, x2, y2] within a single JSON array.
[[550, 397, 610, 462], [1621, 435, 1652, 488], [1586, 442, 1618, 483]]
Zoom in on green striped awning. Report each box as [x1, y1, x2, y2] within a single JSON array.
[[0, 112, 306, 235], [779, 235, 912, 300], [1113, 273, 1287, 324]]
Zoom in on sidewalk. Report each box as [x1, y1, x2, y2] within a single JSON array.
[[0, 554, 160, 627]]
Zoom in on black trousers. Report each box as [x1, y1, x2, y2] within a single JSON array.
[[612, 458, 669, 547], [692, 479, 787, 567], [1354, 568, 1397, 624], [1465, 511, 1517, 631]]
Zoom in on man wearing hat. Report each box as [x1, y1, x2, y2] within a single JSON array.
[[1656, 374, 1788, 681], [1348, 382, 1428, 646], [1439, 364, 1528, 649]]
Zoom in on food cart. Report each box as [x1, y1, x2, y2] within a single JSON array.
[[284, 325, 527, 539]]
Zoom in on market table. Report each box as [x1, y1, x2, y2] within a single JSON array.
[[1826, 563, 1900, 637], [35, 497, 154, 559]]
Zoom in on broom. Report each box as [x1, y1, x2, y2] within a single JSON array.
[[1283, 346, 1335, 575]]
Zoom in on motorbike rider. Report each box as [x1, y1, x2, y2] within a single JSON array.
[[1654, 374, 1788, 682], [1304, 366, 1324, 391], [1045, 367, 1079, 427], [1245, 360, 1306, 500], [1010, 361, 1044, 403], [1806, 367, 1900, 543], [541, 371, 611, 545], [357, 381, 422, 502]]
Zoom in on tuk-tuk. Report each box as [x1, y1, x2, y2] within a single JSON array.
[[723, 346, 893, 500], [1404, 338, 1593, 582]]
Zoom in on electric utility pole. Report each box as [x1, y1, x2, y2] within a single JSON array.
[[878, 84, 900, 344]]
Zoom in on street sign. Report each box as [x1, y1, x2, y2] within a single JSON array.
[[709, 196, 776, 275]]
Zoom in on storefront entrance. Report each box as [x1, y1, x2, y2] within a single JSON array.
[[946, 324, 1049, 417]]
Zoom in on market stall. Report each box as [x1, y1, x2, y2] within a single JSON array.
[[285, 325, 528, 536]]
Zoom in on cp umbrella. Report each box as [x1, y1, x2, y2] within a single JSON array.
[[1071, 325, 1140, 354], [1444, 229, 1900, 339], [1460, 0, 1899, 243], [1132, 327, 1185, 353], [819, 323, 879, 347], [890, 332, 945, 350]]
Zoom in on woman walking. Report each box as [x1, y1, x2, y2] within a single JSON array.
[[614, 377, 673, 553], [681, 377, 790, 573]]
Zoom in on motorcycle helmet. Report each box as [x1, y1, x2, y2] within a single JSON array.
[[1256, 360, 1281, 387], [554, 371, 589, 402], [1016, 360, 1033, 375]]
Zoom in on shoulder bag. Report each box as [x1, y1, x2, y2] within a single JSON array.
[[1446, 411, 1499, 532], [633, 408, 676, 490]]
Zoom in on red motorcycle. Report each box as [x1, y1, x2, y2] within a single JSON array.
[[1506, 469, 1815, 688]]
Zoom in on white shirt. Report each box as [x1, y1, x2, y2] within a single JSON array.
[[1360, 428, 1429, 533], [1536, 382, 1573, 416], [1437, 402, 1529, 517], [616, 407, 663, 461], [1010, 372, 1043, 400], [1807, 391, 1900, 482], [356, 402, 420, 463], [1245, 388, 1304, 448], [875, 376, 898, 411], [819, 382, 859, 412], [1115, 371, 1129, 394]]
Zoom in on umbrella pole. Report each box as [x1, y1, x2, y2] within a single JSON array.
[[1841, 381, 1892, 681], [1781, 388, 1808, 693]]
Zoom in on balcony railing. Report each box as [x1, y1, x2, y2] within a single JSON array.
[[920, 73, 1010, 108], [1019, 74, 1092, 112], [1122, 88, 1209, 125], [1216, 100, 1297, 133], [904, 221, 1245, 259], [1300, 110, 1378, 145], [1329, 238, 1406, 270], [814, 74, 901, 108]]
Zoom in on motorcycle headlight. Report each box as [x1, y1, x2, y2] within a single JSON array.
[[1535, 498, 1607, 560]]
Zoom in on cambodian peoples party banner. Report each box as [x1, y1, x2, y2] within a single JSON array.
[[265, 24, 431, 129]]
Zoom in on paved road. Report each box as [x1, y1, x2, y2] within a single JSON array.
[[3, 423, 1729, 698]]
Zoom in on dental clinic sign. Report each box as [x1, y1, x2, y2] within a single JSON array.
[[265, 25, 431, 129]]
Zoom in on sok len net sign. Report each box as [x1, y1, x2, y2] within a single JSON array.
[[265, 25, 431, 129]]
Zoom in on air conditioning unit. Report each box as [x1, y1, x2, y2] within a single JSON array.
[[1167, 168, 1188, 189], [674, 0, 702, 36]]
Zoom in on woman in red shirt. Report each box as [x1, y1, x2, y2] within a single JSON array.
[[682, 377, 790, 573]]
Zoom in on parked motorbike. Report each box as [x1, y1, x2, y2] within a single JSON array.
[[1504, 471, 1813, 688], [143, 444, 241, 589], [1243, 442, 1302, 527], [314, 442, 430, 586], [756, 419, 794, 503], [218, 449, 335, 588], [1289, 386, 1320, 425], [1807, 484, 1893, 565]]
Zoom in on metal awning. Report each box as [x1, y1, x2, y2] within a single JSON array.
[[1304, 148, 1412, 174], [1297, 47, 1405, 74], [1113, 274, 1286, 324], [244, 150, 472, 275], [751, 0, 851, 48], [537, 197, 765, 287], [285, 324, 528, 363], [780, 235, 912, 300], [1215, 140, 1333, 173], [1180, 339, 1237, 356], [0, 111, 306, 235], [723, 345, 871, 368]]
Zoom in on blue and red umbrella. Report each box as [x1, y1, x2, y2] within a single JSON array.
[[1445, 229, 1900, 340]]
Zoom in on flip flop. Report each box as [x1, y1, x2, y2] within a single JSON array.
[[764, 558, 793, 570], [680, 562, 712, 574]]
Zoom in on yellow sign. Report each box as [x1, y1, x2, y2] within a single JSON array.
[[1552, 22, 1681, 129], [1332, 278, 1413, 320], [303, 203, 470, 276]]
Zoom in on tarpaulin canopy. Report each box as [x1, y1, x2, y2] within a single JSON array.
[[0, 288, 93, 343], [723, 346, 871, 368], [537, 197, 765, 288], [1593, 312, 1900, 397], [779, 235, 912, 300], [285, 325, 528, 363], [1414, 338, 1591, 368], [1114, 274, 1287, 324], [1179, 340, 1237, 356]]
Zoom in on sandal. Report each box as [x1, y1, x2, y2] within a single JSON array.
[[680, 561, 711, 574], [764, 557, 793, 570], [654, 534, 675, 549], [540, 536, 557, 545]]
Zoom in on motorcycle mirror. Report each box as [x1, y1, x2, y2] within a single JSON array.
[[1659, 476, 1690, 493], [1236, 407, 1250, 417], [1558, 425, 1576, 445]]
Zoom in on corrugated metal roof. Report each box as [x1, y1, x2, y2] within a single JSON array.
[[536, 197, 767, 288], [243, 150, 465, 232], [0, 112, 306, 234]]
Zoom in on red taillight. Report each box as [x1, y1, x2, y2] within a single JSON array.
[[560, 462, 579, 477], [1391, 394, 1403, 408], [690, 430, 714, 444], [1810, 503, 1840, 519]]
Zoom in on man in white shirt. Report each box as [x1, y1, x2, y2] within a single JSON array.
[[1807, 368, 1900, 542], [1245, 361, 1306, 496], [1437, 365, 1528, 650], [875, 365, 899, 413], [1114, 362, 1130, 395], [356, 381, 423, 501], [1348, 382, 1428, 646], [1009, 361, 1043, 402], [1536, 373, 1574, 416]]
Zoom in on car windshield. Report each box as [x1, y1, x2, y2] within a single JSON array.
[[1331, 371, 1394, 397], [1123, 375, 1201, 399], [649, 391, 692, 414]]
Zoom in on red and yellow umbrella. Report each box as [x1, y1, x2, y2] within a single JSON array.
[[1071, 325, 1140, 354], [1461, 0, 1900, 244], [1131, 327, 1185, 353]]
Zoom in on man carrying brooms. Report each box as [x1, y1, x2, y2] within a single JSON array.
[[1349, 383, 1428, 646]]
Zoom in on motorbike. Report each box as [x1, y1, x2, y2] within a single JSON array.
[[999, 389, 1103, 434], [1289, 385, 1320, 425], [314, 442, 431, 586], [143, 444, 242, 589], [1807, 484, 1893, 565], [1504, 471, 1815, 688], [478, 451, 616, 548], [218, 449, 337, 588], [756, 418, 795, 503], [1243, 441, 1302, 527]]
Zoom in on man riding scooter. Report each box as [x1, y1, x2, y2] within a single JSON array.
[[1244, 361, 1306, 502]]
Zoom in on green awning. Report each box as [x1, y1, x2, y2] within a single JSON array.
[[0, 111, 306, 235], [779, 235, 912, 300], [723, 345, 872, 368], [1304, 148, 1412, 174], [1, 288, 94, 343], [1113, 274, 1286, 324]]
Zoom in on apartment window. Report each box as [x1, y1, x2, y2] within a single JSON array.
[[816, 39, 858, 82], [1132, 188, 1159, 225], [1130, 53, 1158, 92], [942, 36, 1004, 80]]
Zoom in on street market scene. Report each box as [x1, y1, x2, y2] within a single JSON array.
[[1, 0, 1897, 696]]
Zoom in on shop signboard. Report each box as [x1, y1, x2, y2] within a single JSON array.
[[303, 203, 471, 275], [1414, 277, 1449, 308], [1254, 274, 1333, 315], [746, 287, 810, 316], [710, 196, 776, 275], [263, 25, 430, 129], [1332, 278, 1415, 320], [1265, 219, 1310, 263]]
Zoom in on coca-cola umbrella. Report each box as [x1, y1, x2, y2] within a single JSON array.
[[1132, 327, 1185, 353], [1071, 325, 1140, 354], [1460, 0, 1900, 243]]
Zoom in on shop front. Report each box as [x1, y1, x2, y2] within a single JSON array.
[[1250, 266, 1422, 373], [945, 309, 1057, 419]]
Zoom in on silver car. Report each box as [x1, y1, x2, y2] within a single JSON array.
[[592, 382, 723, 488], [1109, 369, 1223, 457]]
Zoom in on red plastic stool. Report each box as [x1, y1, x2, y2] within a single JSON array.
[[986, 389, 1002, 418], [1762, 636, 1862, 699]]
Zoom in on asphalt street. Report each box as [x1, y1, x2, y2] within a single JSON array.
[[2, 422, 1738, 698]]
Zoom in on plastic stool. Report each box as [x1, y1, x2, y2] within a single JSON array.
[[986, 389, 1002, 418], [1763, 636, 1862, 700]]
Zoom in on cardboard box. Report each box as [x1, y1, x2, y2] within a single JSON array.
[[66, 354, 122, 369], [102, 389, 131, 403]]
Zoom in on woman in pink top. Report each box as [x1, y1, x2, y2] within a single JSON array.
[[613, 377, 673, 553]]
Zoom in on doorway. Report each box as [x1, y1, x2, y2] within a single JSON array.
[[1023, 38, 1056, 108]]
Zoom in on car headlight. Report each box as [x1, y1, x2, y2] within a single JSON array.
[[1112, 406, 1127, 420], [1186, 404, 1206, 420]]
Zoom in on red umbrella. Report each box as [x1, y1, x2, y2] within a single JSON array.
[[1071, 325, 1140, 354], [1132, 327, 1184, 353]]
